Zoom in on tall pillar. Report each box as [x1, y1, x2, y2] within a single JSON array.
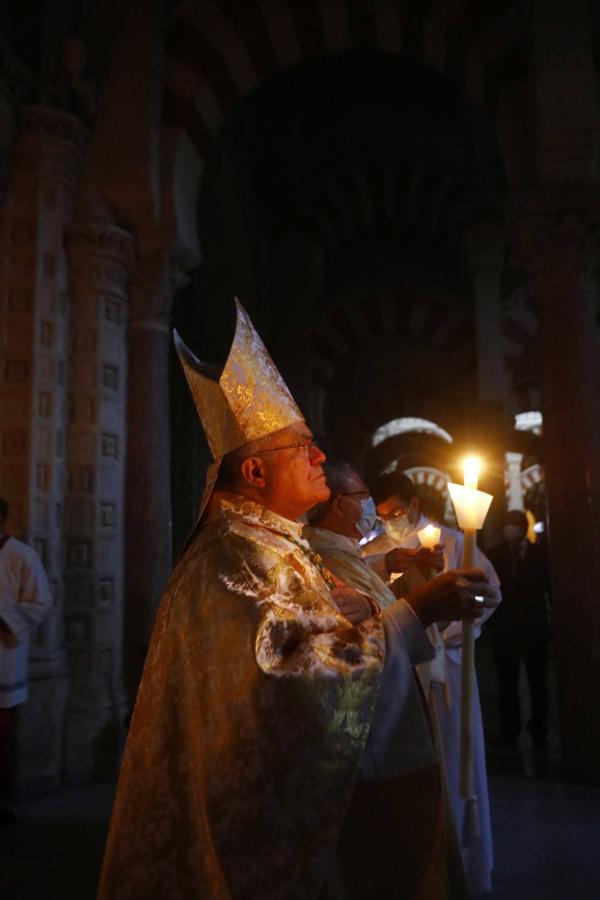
[[466, 225, 511, 541], [0, 107, 87, 794], [510, 0, 600, 784], [467, 225, 511, 413], [513, 206, 600, 783], [124, 252, 180, 698], [504, 451, 524, 511], [64, 223, 133, 782]]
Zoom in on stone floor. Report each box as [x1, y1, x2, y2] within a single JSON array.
[[1, 642, 599, 899]]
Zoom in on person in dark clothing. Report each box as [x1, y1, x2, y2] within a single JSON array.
[[487, 510, 550, 749]]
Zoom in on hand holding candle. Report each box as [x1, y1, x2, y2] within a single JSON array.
[[447, 455, 493, 842]]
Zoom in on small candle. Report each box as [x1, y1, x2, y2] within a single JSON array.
[[417, 524, 441, 549]]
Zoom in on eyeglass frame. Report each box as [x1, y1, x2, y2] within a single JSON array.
[[377, 502, 411, 522], [250, 437, 320, 458]]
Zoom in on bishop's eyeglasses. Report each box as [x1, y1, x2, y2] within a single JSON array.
[[257, 438, 320, 458]]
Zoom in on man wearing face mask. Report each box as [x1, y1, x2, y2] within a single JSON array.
[[362, 471, 501, 897], [305, 461, 443, 613], [305, 461, 476, 897], [487, 510, 550, 750]]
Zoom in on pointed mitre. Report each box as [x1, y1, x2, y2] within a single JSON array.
[[173, 298, 304, 460]]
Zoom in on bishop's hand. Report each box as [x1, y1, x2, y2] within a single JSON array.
[[331, 586, 375, 624], [404, 567, 497, 629]]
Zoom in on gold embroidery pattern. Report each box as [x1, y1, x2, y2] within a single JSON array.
[[99, 497, 385, 900], [175, 299, 304, 461]]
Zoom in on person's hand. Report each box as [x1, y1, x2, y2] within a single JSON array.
[[385, 547, 418, 575], [331, 587, 374, 624], [405, 567, 498, 628], [414, 545, 445, 576]]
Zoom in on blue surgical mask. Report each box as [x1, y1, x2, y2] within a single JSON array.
[[357, 496, 377, 538]]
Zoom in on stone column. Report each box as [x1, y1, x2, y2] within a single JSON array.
[[466, 225, 511, 541], [64, 223, 133, 782], [504, 451, 525, 512], [0, 106, 87, 794], [124, 252, 180, 699], [513, 205, 600, 783], [467, 226, 511, 414]]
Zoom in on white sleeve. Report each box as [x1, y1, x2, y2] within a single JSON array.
[[0, 553, 53, 643], [359, 601, 437, 780], [381, 598, 434, 665]]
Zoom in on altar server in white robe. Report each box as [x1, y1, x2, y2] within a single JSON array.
[[0, 497, 52, 815], [362, 471, 501, 895]]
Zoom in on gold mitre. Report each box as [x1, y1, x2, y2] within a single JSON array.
[[173, 297, 304, 460]]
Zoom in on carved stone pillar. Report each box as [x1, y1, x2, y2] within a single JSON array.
[[504, 451, 525, 512], [512, 202, 600, 783], [0, 106, 87, 794], [124, 253, 180, 699], [467, 225, 510, 413], [64, 223, 133, 782]]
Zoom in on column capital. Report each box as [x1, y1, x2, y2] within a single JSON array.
[[66, 223, 135, 292], [130, 251, 189, 331], [509, 187, 600, 288], [17, 106, 90, 191], [20, 106, 89, 152], [66, 223, 134, 258]]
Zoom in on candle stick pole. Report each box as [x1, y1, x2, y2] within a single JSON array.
[[447, 466, 493, 844], [460, 527, 479, 838]]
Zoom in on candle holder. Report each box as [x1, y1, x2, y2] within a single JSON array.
[[446, 483, 493, 531]]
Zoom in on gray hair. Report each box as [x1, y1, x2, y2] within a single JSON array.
[[307, 460, 363, 525], [216, 434, 281, 488]]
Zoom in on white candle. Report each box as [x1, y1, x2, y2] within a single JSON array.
[[417, 524, 441, 549], [446, 456, 493, 842]]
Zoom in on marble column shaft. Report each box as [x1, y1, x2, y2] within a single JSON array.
[[123, 253, 174, 700], [0, 106, 87, 794], [514, 206, 600, 783], [64, 222, 133, 782]]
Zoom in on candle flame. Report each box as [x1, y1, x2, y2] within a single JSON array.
[[463, 456, 481, 490], [418, 524, 442, 548]]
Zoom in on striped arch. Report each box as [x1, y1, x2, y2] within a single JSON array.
[[521, 462, 546, 523], [405, 465, 454, 523], [164, 0, 531, 165], [521, 462, 544, 495], [502, 287, 541, 411], [292, 157, 504, 261], [310, 282, 473, 392]]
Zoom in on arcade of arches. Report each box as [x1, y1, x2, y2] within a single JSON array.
[[1, 0, 600, 796]]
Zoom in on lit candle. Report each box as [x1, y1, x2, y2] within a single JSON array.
[[417, 524, 441, 549], [463, 455, 480, 491], [446, 456, 494, 843]]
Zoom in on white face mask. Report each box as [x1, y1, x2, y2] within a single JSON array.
[[383, 514, 412, 542]]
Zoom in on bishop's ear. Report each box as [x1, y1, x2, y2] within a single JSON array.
[[240, 455, 267, 489]]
